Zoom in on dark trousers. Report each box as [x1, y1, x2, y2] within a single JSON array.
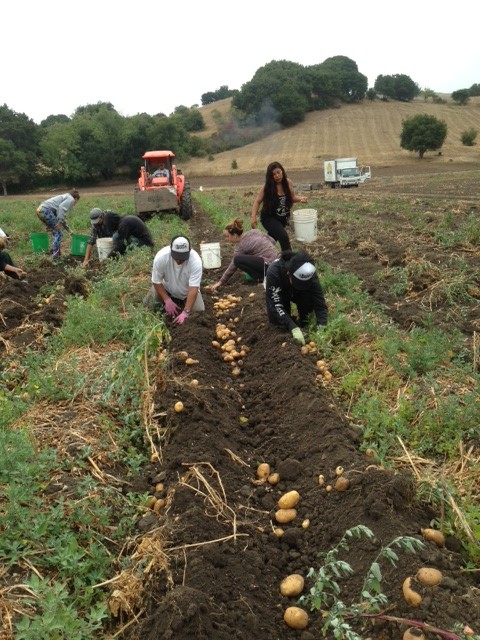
[[260, 213, 291, 251], [234, 255, 267, 282]]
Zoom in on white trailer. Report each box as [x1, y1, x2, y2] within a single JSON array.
[[324, 157, 371, 188]]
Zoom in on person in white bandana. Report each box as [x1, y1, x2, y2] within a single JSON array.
[[265, 251, 328, 345]]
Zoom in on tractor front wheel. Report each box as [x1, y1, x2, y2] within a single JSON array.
[[180, 184, 193, 220]]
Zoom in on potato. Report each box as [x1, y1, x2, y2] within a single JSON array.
[[185, 357, 199, 365], [275, 508, 297, 523], [153, 498, 166, 513], [402, 577, 422, 607], [278, 490, 300, 510], [335, 476, 350, 492], [416, 567, 443, 586], [420, 528, 445, 546], [174, 401, 184, 413], [335, 465, 344, 476], [175, 351, 189, 361], [283, 606, 309, 630], [273, 527, 284, 537], [256, 463, 270, 480], [280, 574, 305, 597], [302, 519, 310, 529], [267, 473, 280, 485], [403, 627, 426, 640]]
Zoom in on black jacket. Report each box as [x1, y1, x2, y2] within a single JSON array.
[[265, 258, 328, 331]]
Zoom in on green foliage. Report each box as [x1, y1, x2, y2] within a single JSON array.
[[300, 525, 424, 639], [15, 576, 108, 640], [461, 127, 477, 146], [400, 113, 447, 158], [201, 85, 238, 105], [380, 326, 459, 376], [451, 89, 470, 105], [231, 159, 238, 170], [374, 74, 420, 101]]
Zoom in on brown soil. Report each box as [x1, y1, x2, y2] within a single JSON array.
[[1, 169, 479, 640]]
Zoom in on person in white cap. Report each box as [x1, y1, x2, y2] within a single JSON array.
[[143, 235, 204, 324], [265, 250, 328, 345]]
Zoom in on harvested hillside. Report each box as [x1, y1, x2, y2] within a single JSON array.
[[180, 97, 480, 178]]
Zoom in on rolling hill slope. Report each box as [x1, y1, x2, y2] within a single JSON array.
[[180, 97, 480, 178]]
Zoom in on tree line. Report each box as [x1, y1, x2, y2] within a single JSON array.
[[1, 55, 478, 195]]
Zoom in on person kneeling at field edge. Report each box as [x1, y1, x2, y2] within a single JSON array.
[[265, 250, 328, 345], [143, 236, 204, 325], [0, 237, 27, 280]]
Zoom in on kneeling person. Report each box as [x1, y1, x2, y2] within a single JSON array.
[[265, 250, 328, 345], [144, 236, 204, 324]]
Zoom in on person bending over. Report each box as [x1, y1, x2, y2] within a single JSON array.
[[265, 250, 328, 345], [206, 217, 280, 292]]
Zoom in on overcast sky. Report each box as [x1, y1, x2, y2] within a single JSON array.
[[4, 0, 479, 124]]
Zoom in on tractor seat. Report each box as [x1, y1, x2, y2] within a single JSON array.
[[151, 176, 169, 186]]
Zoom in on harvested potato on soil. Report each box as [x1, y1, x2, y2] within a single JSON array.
[[256, 463, 270, 479], [267, 473, 280, 485], [283, 606, 309, 630], [275, 508, 297, 523], [402, 577, 422, 607], [278, 490, 300, 509], [185, 357, 199, 365], [335, 476, 350, 492], [279, 574, 305, 597], [174, 401, 184, 413], [153, 498, 166, 513], [416, 567, 443, 586], [421, 528, 445, 546]]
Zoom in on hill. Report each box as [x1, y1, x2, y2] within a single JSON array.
[[180, 97, 480, 178]]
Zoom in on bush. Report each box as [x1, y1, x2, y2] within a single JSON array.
[[461, 128, 477, 146]]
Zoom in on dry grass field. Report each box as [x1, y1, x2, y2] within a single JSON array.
[[180, 96, 480, 178]]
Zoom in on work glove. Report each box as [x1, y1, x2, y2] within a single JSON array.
[[164, 298, 180, 317], [291, 327, 305, 345], [173, 310, 189, 325]]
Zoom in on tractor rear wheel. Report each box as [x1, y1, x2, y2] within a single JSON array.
[[180, 184, 193, 220]]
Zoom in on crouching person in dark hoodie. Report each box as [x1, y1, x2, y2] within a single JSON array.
[[265, 250, 328, 345]]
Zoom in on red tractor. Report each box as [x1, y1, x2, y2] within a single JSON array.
[[134, 150, 193, 220]]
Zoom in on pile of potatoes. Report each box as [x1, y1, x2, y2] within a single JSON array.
[[315, 359, 332, 383], [212, 293, 242, 316], [212, 313, 250, 378], [318, 465, 350, 493]]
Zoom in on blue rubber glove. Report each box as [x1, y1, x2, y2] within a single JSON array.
[[173, 310, 189, 325], [291, 327, 305, 345], [164, 298, 180, 317]]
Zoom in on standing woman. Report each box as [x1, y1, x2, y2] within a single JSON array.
[[206, 218, 280, 293], [36, 189, 80, 258], [250, 161, 308, 251]]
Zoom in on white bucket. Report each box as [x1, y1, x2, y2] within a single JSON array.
[[292, 209, 318, 242], [200, 242, 221, 269], [97, 238, 114, 261]]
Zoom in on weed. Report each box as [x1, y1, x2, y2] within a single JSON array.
[[300, 525, 424, 639]]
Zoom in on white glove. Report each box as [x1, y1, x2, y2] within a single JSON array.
[[291, 327, 305, 345]]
